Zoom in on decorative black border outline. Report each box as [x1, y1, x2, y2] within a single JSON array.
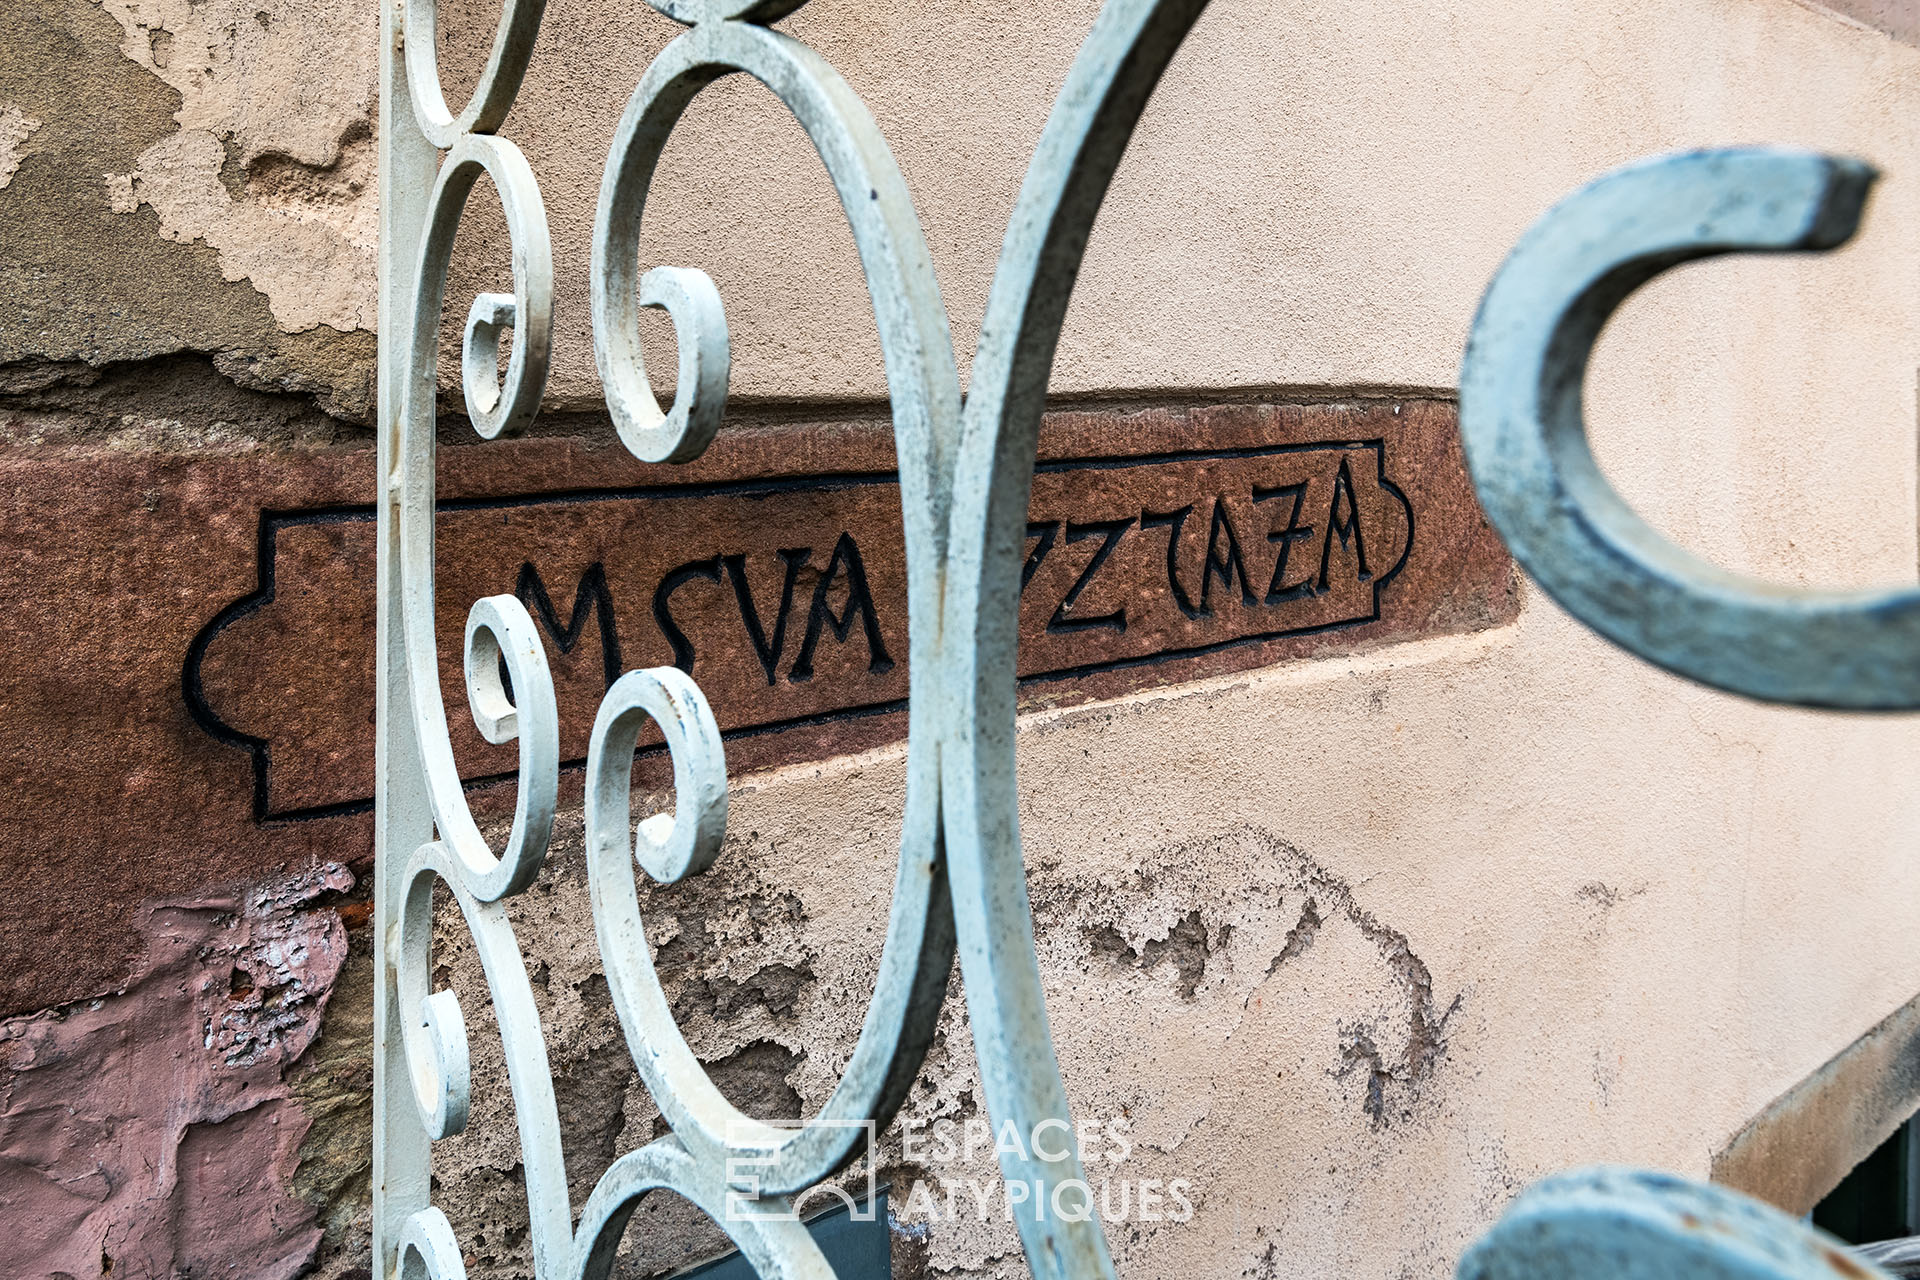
[[182, 440, 1412, 825]]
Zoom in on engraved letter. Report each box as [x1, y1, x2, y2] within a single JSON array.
[[1316, 456, 1372, 591], [1199, 496, 1257, 614], [652, 558, 723, 674], [517, 561, 623, 689], [1252, 482, 1315, 605], [1022, 521, 1059, 594], [1140, 505, 1202, 620], [724, 548, 811, 686], [1048, 518, 1132, 634], [789, 532, 896, 682]]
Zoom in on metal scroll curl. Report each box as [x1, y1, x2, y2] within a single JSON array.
[[382, 53, 581, 1275], [378, 0, 1259, 1262], [380, 0, 978, 1273], [376, 2, 1331, 1279], [396, 133, 558, 904], [380, 0, 1915, 1276], [1454, 150, 1908, 1276], [1458, 147, 1920, 710], [586, 3, 968, 1202]]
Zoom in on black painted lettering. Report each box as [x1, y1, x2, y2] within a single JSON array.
[[1252, 482, 1315, 605], [516, 561, 622, 689], [1022, 521, 1059, 595], [1316, 456, 1372, 591], [789, 532, 895, 682], [724, 548, 810, 686], [652, 558, 722, 674], [1140, 505, 1202, 620], [1048, 518, 1132, 634], [1199, 496, 1257, 614]]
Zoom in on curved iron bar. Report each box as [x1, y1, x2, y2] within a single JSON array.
[[1459, 148, 1918, 710], [375, 0, 1188, 1273], [587, 13, 965, 1195], [1456, 149, 1906, 1275], [1460, 1168, 1893, 1280], [939, 1, 1211, 1273]]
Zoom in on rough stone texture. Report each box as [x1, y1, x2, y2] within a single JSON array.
[[290, 812, 1470, 1279], [0, 863, 354, 1280], [183, 399, 1509, 818], [1713, 988, 1920, 1218], [0, 370, 376, 1020], [1806, 0, 1920, 44], [0, 0, 375, 420], [291, 893, 376, 1280], [0, 393, 1510, 1019]]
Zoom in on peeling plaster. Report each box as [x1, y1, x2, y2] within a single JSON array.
[[0, 105, 40, 190], [0, 863, 353, 1280], [347, 809, 1469, 1280], [94, 0, 377, 332]]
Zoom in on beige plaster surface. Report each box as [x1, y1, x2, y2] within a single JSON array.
[[16, 0, 1916, 421], [409, 600, 1920, 1277], [420, 0, 1920, 421], [0, 0, 377, 414], [0, 107, 41, 190], [93, 0, 378, 332]]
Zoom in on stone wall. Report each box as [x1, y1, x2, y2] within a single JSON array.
[[3, 0, 1920, 1277]]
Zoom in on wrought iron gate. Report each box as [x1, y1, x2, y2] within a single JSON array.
[[371, 0, 1911, 1275]]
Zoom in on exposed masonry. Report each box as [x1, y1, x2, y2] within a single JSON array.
[[0, 355, 370, 446], [1044, 826, 1460, 1131], [95, 0, 378, 333], [0, 862, 354, 1280], [0, 778, 1471, 1278], [311, 811, 845, 1280], [1084, 910, 1223, 1001], [280, 814, 1465, 1279], [1263, 861, 1461, 1130], [1268, 896, 1324, 972]]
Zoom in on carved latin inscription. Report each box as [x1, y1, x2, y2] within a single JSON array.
[[187, 401, 1513, 820]]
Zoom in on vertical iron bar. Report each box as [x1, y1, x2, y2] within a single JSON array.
[[374, 0, 439, 1273]]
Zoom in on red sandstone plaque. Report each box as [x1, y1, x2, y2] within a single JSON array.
[[187, 401, 1511, 820], [0, 400, 1513, 1013]]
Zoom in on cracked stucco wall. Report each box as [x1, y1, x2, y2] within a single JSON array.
[[0, 0, 376, 418], [288, 798, 1494, 1279], [293, 597, 1920, 1279], [4, 0, 1920, 1278]]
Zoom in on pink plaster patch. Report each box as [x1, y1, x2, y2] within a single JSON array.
[[0, 863, 354, 1279]]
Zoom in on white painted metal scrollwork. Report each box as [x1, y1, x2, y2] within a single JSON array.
[[373, 1, 1221, 1277], [376, 0, 1904, 1274], [1458, 147, 1913, 711]]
